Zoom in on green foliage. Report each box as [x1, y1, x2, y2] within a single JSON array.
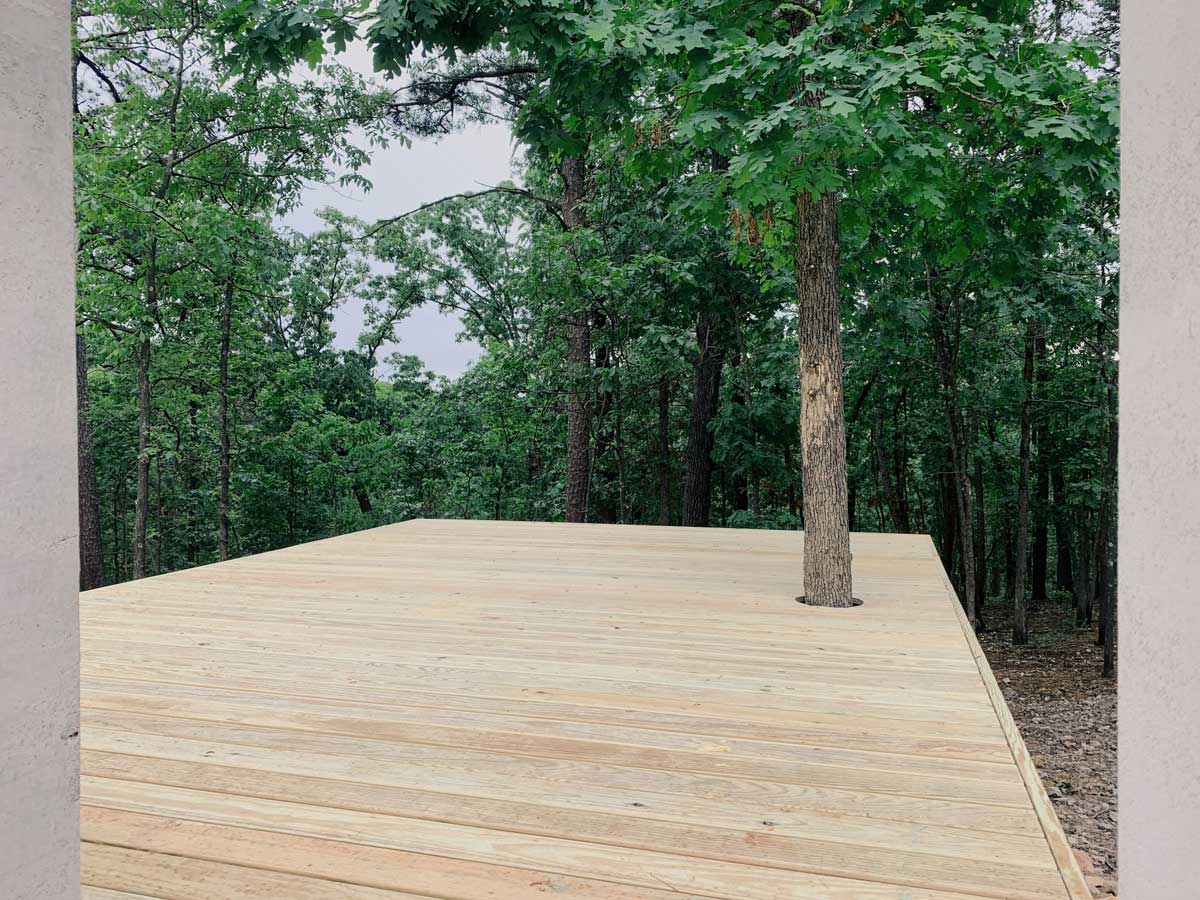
[[78, 0, 1118, 625]]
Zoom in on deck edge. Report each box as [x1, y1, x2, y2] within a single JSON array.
[[924, 537, 1094, 900]]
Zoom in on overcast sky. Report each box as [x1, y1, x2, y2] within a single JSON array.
[[283, 47, 518, 378]]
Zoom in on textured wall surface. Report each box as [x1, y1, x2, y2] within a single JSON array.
[[0, 1, 81, 898], [1121, 3, 1200, 899]]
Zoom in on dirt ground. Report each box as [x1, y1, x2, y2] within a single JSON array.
[[980, 600, 1118, 898]]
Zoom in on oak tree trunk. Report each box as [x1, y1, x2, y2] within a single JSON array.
[[794, 188, 852, 606]]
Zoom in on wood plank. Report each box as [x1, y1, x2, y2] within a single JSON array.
[[83, 675, 1010, 761], [81, 749, 1052, 870], [82, 778, 1044, 900], [79, 520, 1080, 899], [79, 689, 1017, 783], [83, 844, 430, 899], [81, 708, 1030, 807], [84, 807, 724, 900]]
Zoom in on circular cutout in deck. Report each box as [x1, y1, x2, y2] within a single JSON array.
[[795, 595, 864, 608]]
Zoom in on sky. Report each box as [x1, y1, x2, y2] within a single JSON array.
[[283, 48, 518, 378]]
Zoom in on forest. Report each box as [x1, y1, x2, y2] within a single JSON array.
[[73, 0, 1118, 662]]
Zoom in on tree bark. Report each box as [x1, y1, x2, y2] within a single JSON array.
[[657, 376, 671, 525], [682, 314, 724, 527], [794, 188, 853, 606], [591, 309, 617, 523], [561, 154, 591, 523], [1012, 321, 1037, 645], [1095, 387, 1119, 650], [217, 264, 235, 561], [872, 405, 907, 532], [1052, 466, 1074, 595], [1073, 511, 1095, 627], [930, 294, 977, 626], [1103, 518, 1117, 678], [940, 454, 958, 577], [783, 442, 799, 520], [76, 331, 104, 590], [1030, 336, 1050, 606], [972, 447, 986, 627], [132, 336, 152, 580]]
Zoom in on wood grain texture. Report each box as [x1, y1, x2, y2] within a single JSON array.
[[80, 519, 1082, 898]]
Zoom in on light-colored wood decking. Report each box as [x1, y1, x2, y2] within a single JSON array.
[[79, 519, 1088, 900]]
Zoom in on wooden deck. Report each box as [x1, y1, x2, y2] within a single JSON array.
[[79, 519, 1088, 900]]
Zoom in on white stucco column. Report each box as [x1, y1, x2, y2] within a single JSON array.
[[0, 1, 81, 898], [1122, 3, 1200, 899]]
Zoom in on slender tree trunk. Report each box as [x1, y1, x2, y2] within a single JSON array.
[[930, 295, 977, 626], [783, 443, 799, 520], [1073, 510, 1095, 627], [132, 336, 152, 580], [657, 376, 671, 525], [1103, 522, 1117, 678], [1030, 336, 1050, 606], [682, 314, 724, 526], [561, 155, 591, 523], [794, 188, 853, 606], [217, 265, 235, 561], [111, 482, 121, 583], [732, 359, 749, 513], [1095, 388, 1119, 648], [973, 448, 986, 627], [592, 309, 617, 523], [1052, 466, 1074, 595], [940, 456, 958, 576], [1012, 321, 1037, 645], [76, 331, 104, 590], [872, 405, 906, 532], [1005, 518, 1016, 602]]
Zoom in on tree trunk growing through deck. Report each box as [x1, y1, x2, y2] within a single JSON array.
[[793, 187, 853, 606], [217, 263, 236, 561], [77, 331, 104, 590], [1012, 321, 1037, 645], [132, 336, 152, 580], [682, 314, 724, 527], [561, 155, 591, 523]]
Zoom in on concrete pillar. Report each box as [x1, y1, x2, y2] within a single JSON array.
[[1122, 3, 1200, 899], [0, 1, 81, 898]]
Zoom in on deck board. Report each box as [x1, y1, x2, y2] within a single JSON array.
[[80, 519, 1087, 899]]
